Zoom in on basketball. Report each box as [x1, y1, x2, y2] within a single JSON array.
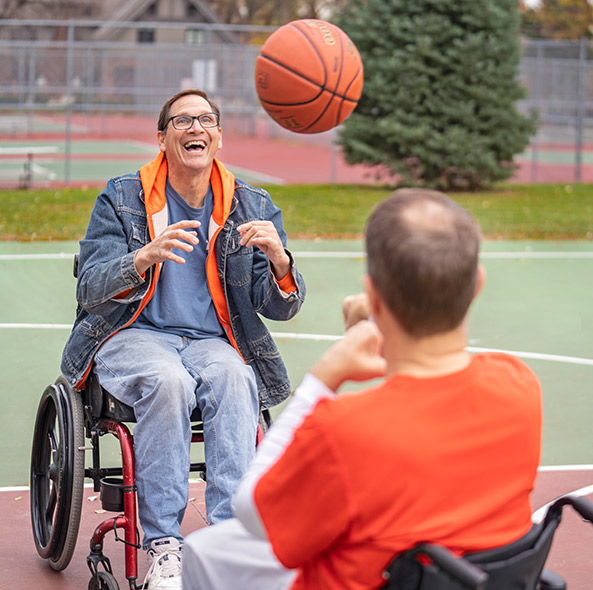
[[254, 19, 364, 134]]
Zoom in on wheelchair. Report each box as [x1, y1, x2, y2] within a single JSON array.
[[382, 494, 593, 590], [30, 256, 270, 589], [30, 368, 270, 590]]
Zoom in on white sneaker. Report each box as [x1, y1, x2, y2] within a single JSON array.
[[143, 537, 183, 590]]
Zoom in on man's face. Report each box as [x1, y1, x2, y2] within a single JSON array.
[[157, 94, 223, 173]]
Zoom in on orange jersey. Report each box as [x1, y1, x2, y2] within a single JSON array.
[[254, 353, 542, 590]]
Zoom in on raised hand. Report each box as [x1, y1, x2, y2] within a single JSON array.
[[237, 221, 290, 279], [134, 219, 201, 275], [311, 320, 387, 392]]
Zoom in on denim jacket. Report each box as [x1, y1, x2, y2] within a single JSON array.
[[60, 166, 306, 408]]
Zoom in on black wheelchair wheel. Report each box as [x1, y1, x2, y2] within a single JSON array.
[[30, 376, 85, 571], [88, 571, 120, 590]]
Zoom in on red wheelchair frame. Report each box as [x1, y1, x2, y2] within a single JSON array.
[[30, 371, 268, 590]]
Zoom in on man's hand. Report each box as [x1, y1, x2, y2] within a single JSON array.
[[237, 221, 290, 280], [342, 293, 371, 330], [134, 219, 200, 276], [311, 320, 387, 392]]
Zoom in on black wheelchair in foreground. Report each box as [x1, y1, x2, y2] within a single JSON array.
[[382, 494, 593, 590]]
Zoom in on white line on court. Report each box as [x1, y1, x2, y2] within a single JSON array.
[[465, 347, 593, 367], [538, 465, 593, 472], [2, 324, 592, 367], [0, 323, 71, 329], [480, 251, 593, 259], [3, 466, 592, 495], [0, 252, 76, 260], [269, 333, 593, 366], [292, 252, 593, 260], [227, 164, 286, 186], [3, 251, 593, 261]]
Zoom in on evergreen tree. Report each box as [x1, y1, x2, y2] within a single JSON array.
[[334, 0, 536, 190]]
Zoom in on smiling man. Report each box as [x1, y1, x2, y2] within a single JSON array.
[[60, 89, 306, 590]]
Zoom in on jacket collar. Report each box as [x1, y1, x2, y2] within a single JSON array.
[[139, 152, 236, 240]]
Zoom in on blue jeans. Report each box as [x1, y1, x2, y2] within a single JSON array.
[[93, 328, 259, 548]]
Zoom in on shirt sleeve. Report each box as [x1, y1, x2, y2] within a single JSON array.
[[253, 406, 352, 569], [234, 374, 333, 538]]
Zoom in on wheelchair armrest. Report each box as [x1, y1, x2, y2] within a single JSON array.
[[413, 544, 489, 590], [539, 568, 566, 590]]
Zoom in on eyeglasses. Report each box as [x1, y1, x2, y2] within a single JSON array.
[[166, 113, 220, 130]]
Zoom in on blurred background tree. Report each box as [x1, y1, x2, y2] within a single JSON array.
[[202, 0, 347, 25], [334, 0, 537, 190], [520, 0, 593, 39]]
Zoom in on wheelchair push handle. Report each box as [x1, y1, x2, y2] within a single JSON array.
[[414, 543, 489, 590], [571, 496, 593, 523], [547, 495, 593, 525]]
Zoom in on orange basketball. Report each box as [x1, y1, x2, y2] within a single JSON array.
[[254, 19, 364, 134]]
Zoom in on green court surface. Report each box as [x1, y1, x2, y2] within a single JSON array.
[[521, 147, 593, 165], [1, 239, 593, 487], [0, 137, 287, 187], [0, 141, 282, 187]]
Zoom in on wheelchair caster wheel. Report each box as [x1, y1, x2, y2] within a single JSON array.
[[30, 376, 85, 571], [88, 571, 119, 590]]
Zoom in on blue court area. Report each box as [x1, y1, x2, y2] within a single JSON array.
[[1, 239, 593, 489]]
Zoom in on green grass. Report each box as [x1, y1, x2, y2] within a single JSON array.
[[1, 183, 592, 241]]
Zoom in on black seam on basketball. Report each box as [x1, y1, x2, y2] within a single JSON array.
[[330, 29, 346, 128], [340, 65, 364, 105], [335, 66, 363, 127], [258, 53, 325, 103], [288, 22, 329, 89], [299, 91, 337, 132], [258, 22, 361, 130], [258, 52, 358, 107], [299, 31, 346, 132]]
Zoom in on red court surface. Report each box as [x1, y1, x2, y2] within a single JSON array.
[[1, 469, 592, 589], [1, 112, 591, 186]]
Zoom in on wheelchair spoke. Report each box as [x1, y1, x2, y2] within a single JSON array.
[[46, 481, 57, 524], [45, 427, 60, 521]]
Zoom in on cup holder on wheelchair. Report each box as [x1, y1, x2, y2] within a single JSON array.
[[100, 477, 125, 512]]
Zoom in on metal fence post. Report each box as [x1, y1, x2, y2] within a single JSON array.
[[530, 40, 543, 184], [64, 22, 74, 186], [575, 37, 587, 183]]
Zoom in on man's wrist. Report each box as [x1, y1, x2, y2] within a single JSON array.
[[134, 248, 151, 276], [271, 252, 291, 280], [310, 354, 346, 392]]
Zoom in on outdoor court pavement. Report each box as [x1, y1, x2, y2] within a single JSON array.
[[1, 239, 593, 588], [1, 114, 593, 587]]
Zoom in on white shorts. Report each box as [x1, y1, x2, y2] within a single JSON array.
[[182, 518, 297, 590]]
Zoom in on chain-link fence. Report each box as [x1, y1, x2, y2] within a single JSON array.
[[0, 19, 270, 129], [520, 37, 593, 183], [1, 20, 593, 185]]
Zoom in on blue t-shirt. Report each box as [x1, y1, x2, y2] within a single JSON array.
[[134, 179, 225, 339]]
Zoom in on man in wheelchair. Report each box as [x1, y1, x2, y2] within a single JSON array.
[[182, 189, 543, 589], [60, 89, 306, 589]]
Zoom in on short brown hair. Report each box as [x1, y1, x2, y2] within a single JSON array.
[[365, 188, 481, 338], [157, 89, 221, 133]]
